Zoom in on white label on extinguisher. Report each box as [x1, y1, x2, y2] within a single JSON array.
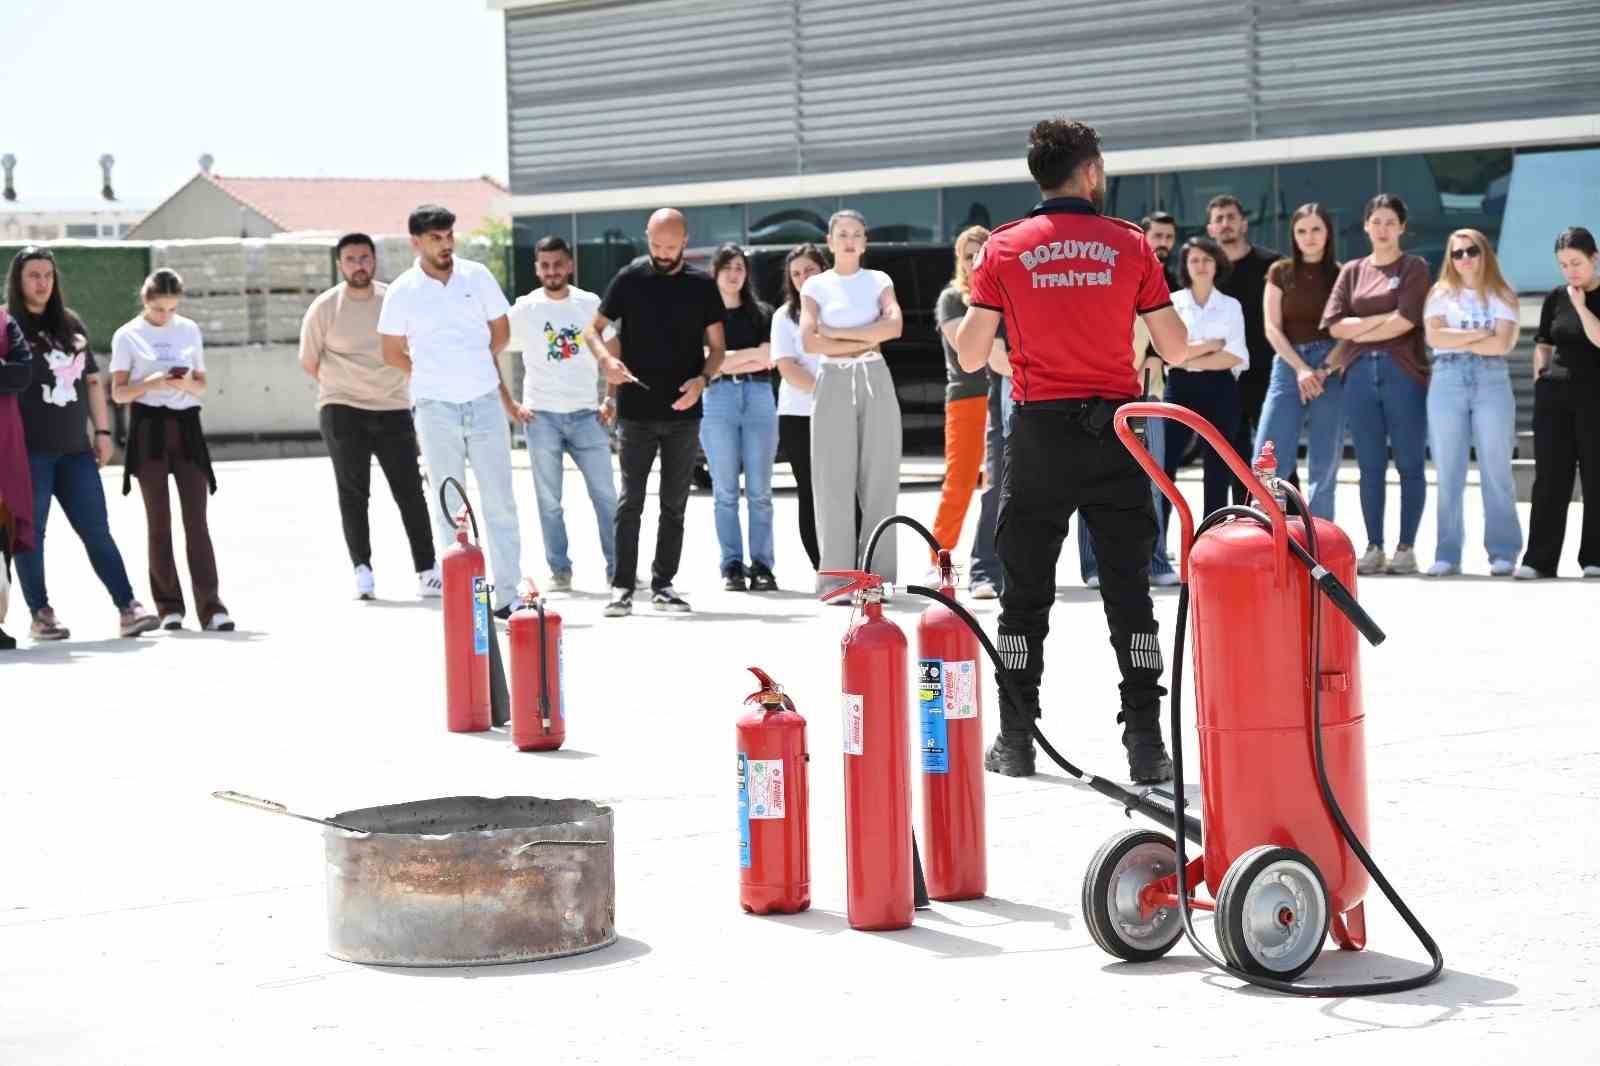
[[842, 693, 864, 756], [746, 759, 786, 819], [944, 660, 978, 720]]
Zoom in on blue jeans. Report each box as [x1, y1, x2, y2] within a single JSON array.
[[1253, 338, 1345, 521], [1342, 351, 1429, 549], [699, 377, 778, 570], [16, 450, 137, 614], [524, 409, 618, 579], [1426, 354, 1522, 567], [969, 374, 1010, 588], [414, 391, 523, 610], [1079, 417, 1173, 581]]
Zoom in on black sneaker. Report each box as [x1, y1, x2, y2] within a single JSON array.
[[651, 586, 692, 613], [604, 589, 633, 618], [983, 732, 1036, 777], [723, 563, 747, 592], [1124, 729, 1174, 785], [747, 563, 777, 592]]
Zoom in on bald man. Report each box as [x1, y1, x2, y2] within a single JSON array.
[[583, 208, 726, 617]]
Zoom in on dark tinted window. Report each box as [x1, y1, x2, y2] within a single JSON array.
[[749, 198, 836, 244], [851, 189, 938, 243], [512, 214, 574, 297], [942, 183, 1036, 239]]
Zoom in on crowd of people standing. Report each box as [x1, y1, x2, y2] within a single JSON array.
[[1, 187, 1596, 649]]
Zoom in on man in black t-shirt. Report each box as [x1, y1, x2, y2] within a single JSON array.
[[583, 208, 726, 617], [1206, 194, 1281, 500]]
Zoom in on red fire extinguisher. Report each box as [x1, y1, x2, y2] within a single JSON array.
[[737, 667, 810, 915], [509, 580, 564, 752], [917, 550, 986, 902], [440, 478, 490, 734], [822, 570, 912, 931]]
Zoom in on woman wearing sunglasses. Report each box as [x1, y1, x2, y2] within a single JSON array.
[[1421, 230, 1521, 576]]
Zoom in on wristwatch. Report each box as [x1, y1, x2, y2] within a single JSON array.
[[698, 372, 712, 389]]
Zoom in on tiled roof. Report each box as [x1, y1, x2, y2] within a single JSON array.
[[204, 174, 508, 235]]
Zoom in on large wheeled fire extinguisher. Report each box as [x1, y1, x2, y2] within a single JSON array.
[[821, 570, 912, 931], [1071, 403, 1443, 996], [439, 477, 491, 734], [917, 550, 985, 902], [509, 580, 564, 752], [737, 667, 810, 915]]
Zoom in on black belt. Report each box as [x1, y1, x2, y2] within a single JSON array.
[[716, 371, 772, 384], [1014, 396, 1135, 437]]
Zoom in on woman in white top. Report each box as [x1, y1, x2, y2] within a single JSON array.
[[1161, 236, 1248, 521], [799, 210, 905, 589], [110, 269, 232, 632], [1422, 228, 1522, 577], [771, 243, 828, 570]]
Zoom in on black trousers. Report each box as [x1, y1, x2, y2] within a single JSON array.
[[1523, 376, 1600, 573], [1163, 369, 1244, 523], [319, 404, 435, 573], [779, 414, 819, 569], [996, 400, 1166, 736], [614, 418, 699, 591]]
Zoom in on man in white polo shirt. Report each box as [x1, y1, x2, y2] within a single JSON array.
[[379, 203, 528, 613]]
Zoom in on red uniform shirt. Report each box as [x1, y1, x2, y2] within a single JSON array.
[[969, 197, 1172, 402]]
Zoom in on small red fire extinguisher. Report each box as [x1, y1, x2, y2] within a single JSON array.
[[917, 551, 986, 901], [439, 478, 490, 734], [509, 580, 564, 752], [737, 667, 810, 915], [822, 570, 912, 931]]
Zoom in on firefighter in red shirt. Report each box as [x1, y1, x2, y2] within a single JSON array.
[[955, 118, 1194, 783]]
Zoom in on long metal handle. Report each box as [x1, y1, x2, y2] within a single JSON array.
[[511, 839, 609, 856], [211, 790, 369, 834]]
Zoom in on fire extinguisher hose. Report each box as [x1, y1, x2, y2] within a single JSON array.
[[536, 598, 552, 734], [1162, 485, 1444, 996], [438, 476, 478, 542]]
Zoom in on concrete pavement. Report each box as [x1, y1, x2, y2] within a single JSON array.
[[1, 453, 1595, 1064]]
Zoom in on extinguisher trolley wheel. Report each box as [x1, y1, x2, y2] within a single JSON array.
[[1214, 845, 1331, 980], [1082, 829, 1185, 962]]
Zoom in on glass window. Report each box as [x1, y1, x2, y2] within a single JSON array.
[[576, 209, 651, 293], [941, 183, 1036, 241], [1497, 145, 1600, 293], [681, 204, 745, 249], [849, 189, 938, 244], [1380, 149, 1514, 275], [512, 214, 574, 297], [1275, 158, 1378, 267], [1159, 167, 1276, 248], [748, 198, 836, 246], [65, 223, 98, 239], [1105, 175, 1158, 231]]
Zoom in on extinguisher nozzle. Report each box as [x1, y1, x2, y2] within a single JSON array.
[[1311, 567, 1387, 647]]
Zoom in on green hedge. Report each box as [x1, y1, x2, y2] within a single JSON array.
[[0, 243, 152, 349]]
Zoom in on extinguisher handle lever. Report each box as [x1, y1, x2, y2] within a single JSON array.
[[744, 666, 796, 711], [1312, 567, 1387, 646], [817, 569, 882, 603]]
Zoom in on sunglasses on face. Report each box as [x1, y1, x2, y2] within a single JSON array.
[[1450, 246, 1483, 261]]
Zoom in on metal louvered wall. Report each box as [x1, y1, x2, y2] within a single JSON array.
[[505, 0, 1600, 195]]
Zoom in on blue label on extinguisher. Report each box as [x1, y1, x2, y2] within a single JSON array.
[[736, 752, 751, 869], [918, 658, 949, 774], [471, 576, 490, 656]]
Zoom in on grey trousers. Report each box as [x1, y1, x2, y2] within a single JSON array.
[[810, 358, 903, 583]]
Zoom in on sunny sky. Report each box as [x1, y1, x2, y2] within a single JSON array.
[[0, 0, 508, 206]]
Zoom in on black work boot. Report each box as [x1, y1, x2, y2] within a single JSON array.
[[984, 730, 1036, 777], [1120, 711, 1173, 785]]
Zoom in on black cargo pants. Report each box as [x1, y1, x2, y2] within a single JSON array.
[[995, 398, 1166, 735]]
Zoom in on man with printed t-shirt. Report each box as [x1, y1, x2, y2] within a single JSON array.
[[583, 208, 726, 618], [379, 204, 527, 615], [507, 235, 618, 593], [300, 232, 440, 602], [955, 118, 1195, 785]]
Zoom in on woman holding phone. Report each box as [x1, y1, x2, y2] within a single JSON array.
[[110, 268, 232, 631]]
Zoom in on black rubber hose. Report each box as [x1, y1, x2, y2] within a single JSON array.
[[437, 476, 478, 542], [904, 583, 1203, 846], [1166, 495, 1443, 995], [861, 514, 942, 575], [536, 598, 552, 735]]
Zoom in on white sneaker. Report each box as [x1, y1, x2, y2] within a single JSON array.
[[1512, 565, 1546, 580], [1151, 570, 1180, 587], [417, 566, 443, 599], [1085, 575, 1100, 589], [1357, 545, 1387, 575], [1489, 559, 1515, 577], [1386, 547, 1418, 575], [204, 613, 235, 632], [1424, 561, 1458, 578], [160, 612, 183, 631], [970, 580, 998, 600], [354, 564, 375, 601], [1584, 566, 1600, 579]]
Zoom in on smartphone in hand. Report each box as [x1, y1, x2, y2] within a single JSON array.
[[168, 366, 190, 379]]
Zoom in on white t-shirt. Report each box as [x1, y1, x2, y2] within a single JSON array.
[[770, 308, 819, 417], [1171, 288, 1249, 378], [1424, 286, 1517, 355], [376, 257, 510, 404], [508, 286, 603, 413], [801, 268, 893, 331], [109, 314, 207, 410]]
